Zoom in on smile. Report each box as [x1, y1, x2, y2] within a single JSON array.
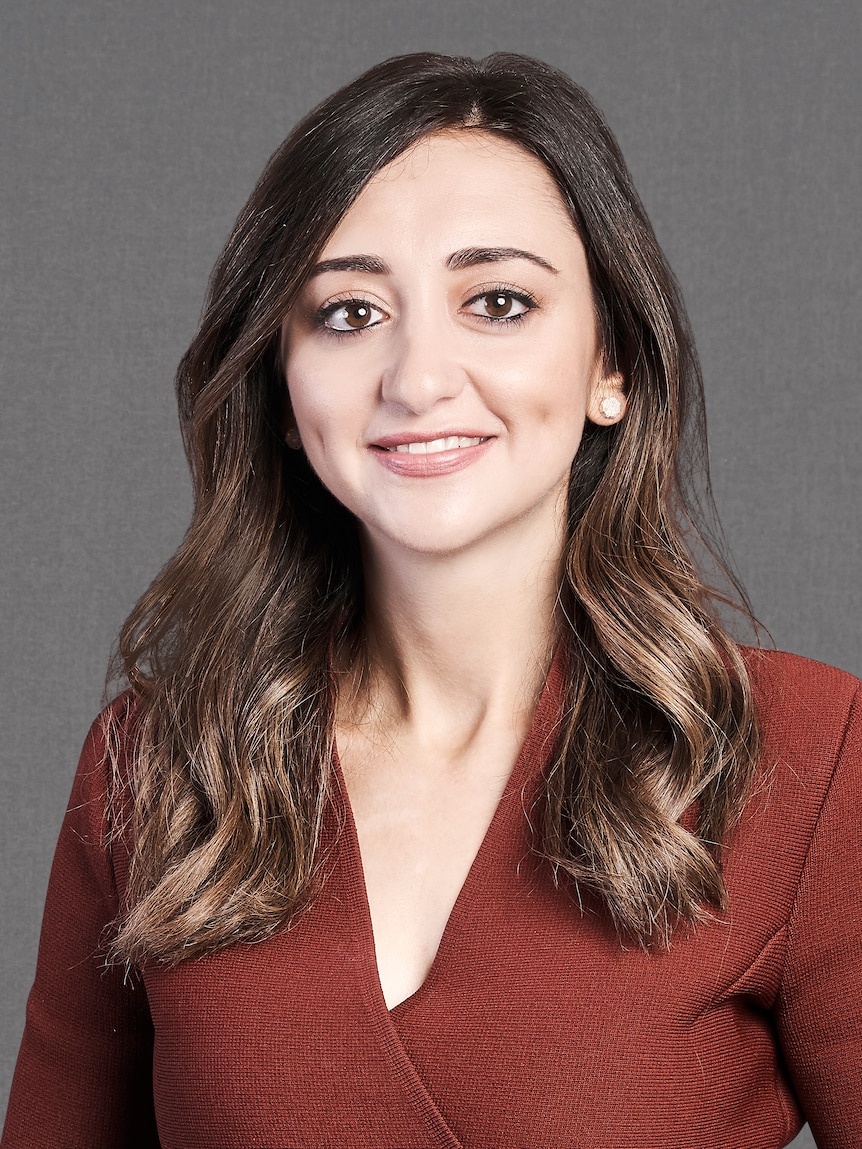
[[383, 436, 490, 455], [371, 434, 495, 478]]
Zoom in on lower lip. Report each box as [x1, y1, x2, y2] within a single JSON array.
[[371, 439, 494, 478]]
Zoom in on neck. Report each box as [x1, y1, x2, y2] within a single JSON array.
[[338, 514, 564, 752]]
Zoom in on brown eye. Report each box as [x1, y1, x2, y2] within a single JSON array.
[[344, 303, 372, 328], [321, 299, 386, 333], [484, 292, 516, 318], [464, 289, 534, 323]]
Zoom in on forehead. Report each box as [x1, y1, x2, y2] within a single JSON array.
[[321, 130, 579, 253]]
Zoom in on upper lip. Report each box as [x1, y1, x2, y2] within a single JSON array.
[[370, 430, 495, 449]]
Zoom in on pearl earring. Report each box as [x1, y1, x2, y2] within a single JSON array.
[[599, 395, 622, 420]]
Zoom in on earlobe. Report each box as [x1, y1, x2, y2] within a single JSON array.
[[284, 424, 303, 450], [589, 372, 627, 425], [282, 389, 304, 451]]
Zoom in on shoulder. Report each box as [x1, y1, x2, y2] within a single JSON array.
[[730, 647, 861, 863], [78, 689, 141, 778], [740, 645, 860, 762], [740, 643, 860, 703], [69, 690, 142, 836], [719, 649, 861, 937]]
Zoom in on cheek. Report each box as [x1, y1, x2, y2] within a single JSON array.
[[284, 333, 379, 446], [283, 361, 365, 511], [283, 325, 338, 430], [283, 340, 316, 418], [518, 352, 591, 443], [285, 356, 340, 445]]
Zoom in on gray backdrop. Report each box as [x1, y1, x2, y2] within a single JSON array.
[[2, 1, 859, 1143]]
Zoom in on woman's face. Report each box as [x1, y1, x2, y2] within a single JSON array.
[[282, 129, 623, 560]]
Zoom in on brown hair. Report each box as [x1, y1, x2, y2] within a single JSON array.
[[109, 51, 760, 965]]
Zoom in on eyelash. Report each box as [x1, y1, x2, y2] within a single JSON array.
[[313, 285, 540, 337]]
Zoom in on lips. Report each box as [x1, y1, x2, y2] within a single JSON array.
[[370, 433, 495, 477]]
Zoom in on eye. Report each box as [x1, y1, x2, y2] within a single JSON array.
[[464, 288, 537, 324], [318, 298, 387, 333]]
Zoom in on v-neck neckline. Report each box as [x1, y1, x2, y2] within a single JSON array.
[[330, 640, 566, 1017]]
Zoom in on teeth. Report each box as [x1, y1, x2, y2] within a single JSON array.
[[392, 436, 486, 454]]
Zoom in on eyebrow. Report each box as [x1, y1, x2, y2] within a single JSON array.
[[308, 254, 389, 277], [307, 246, 559, 279], [446, 246, 559, 274]]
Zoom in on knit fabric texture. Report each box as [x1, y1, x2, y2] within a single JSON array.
[[3, 648, 861, 1148]]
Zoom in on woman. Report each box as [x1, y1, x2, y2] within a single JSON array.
[[3, 51, 860, 1149]]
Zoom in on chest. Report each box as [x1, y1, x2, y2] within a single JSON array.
[[140, 806, 802, 1149], [334, 726, 524, 1009]]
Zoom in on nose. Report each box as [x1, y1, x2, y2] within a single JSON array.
[[379, 311, 468, 413]]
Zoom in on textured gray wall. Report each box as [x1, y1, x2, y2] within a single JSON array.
[[2, 1, 859, 1142]]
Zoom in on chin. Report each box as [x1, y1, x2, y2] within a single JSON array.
[[382, 530, 485, 558], [362, 511, 525, 561]]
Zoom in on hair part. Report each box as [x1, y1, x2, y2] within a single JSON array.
[[108, 51, 760, 966]]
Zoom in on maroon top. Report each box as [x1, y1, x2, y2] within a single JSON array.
[[3, 647, 862, 1148]]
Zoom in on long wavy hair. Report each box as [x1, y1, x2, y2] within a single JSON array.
[[109, 51, 760, 966]]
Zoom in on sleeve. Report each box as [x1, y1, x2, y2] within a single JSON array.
[[1, 700, 161, 1148], [775, 684, 862, 1148]]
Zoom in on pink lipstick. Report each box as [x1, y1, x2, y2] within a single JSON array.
[[370, 432, 494, 478]]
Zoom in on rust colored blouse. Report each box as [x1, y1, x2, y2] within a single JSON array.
[[3, 648, 861, 1148]]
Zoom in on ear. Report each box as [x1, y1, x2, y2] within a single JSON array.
[[283, 400, 303, 450], [279, 330, 304, 450], [281, 379, 304, 450], [586, 371, 627, 426]]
